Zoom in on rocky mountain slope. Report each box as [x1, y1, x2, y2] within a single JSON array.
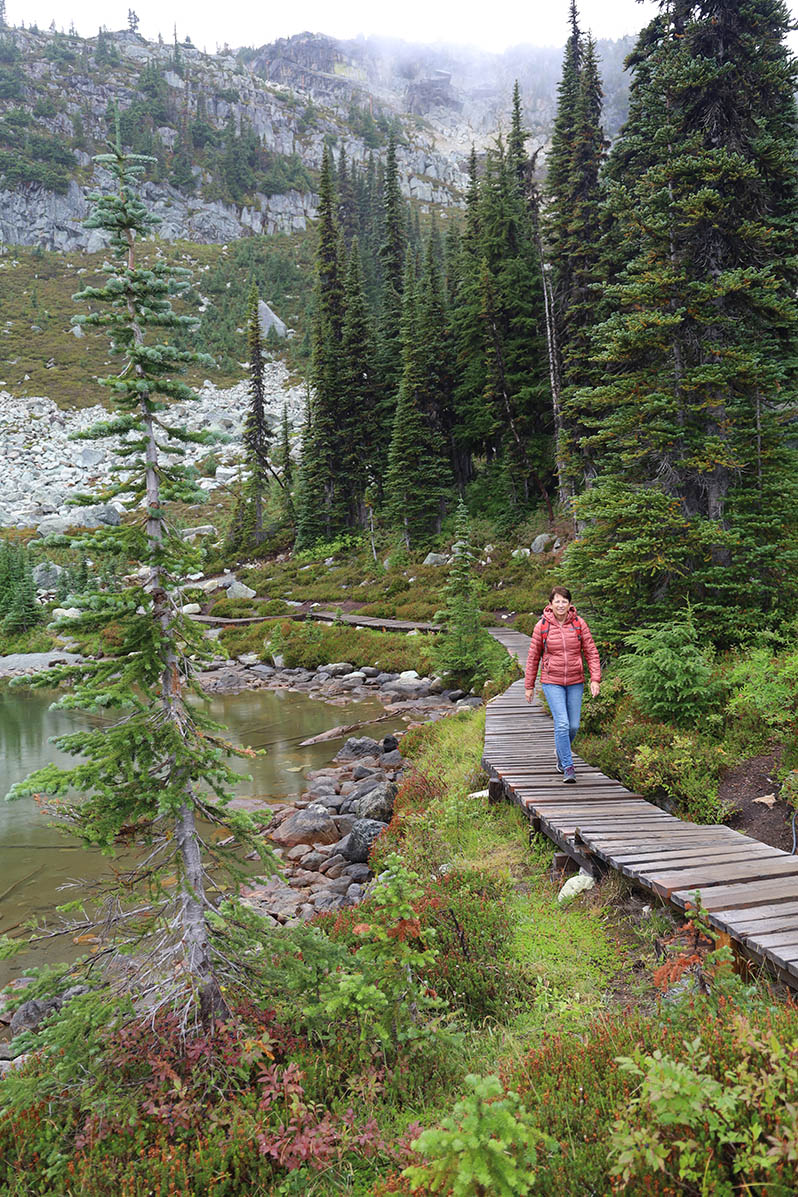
[[0, 24, 633, 252]]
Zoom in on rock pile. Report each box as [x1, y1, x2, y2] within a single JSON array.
[[242, 734, 405, 923], [0, 367, 305, 529], [198, 657, 482, 715]]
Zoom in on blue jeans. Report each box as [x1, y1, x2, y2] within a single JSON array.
[[541, 683, 584, 771]]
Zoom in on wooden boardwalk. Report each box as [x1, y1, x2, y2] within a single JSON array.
[[485, 628, 798, 990], [193, 608, 441, 633]]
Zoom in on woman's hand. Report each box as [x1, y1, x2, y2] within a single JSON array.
[[525, 689, 533, 703], [590, 680, 600, 698]]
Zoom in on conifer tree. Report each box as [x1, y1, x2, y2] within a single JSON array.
[[295, 145, 346, 548], [373, 134, 407, 457], [7, 138, 266, 1023], [543, 3, 607, 500], [507, 80, 529, 185], [385, 261, 451, 546], [2, 549, 39, 634], [431, 499, 484, 682], [339, 239, 376, 519], [379, 133, 405, 297], [572, 0, 798, 637], [477, 137, 554, 517], [278, 403, 294, 522], [226, 283, 272, 552]]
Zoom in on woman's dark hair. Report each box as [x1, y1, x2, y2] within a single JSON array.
[[549, 586, 572, 602]]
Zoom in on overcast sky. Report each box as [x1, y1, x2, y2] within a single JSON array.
[[13, 0, 798, 55], [6, 1, 687, 53]]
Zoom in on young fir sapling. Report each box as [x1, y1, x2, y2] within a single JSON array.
[[5, 133, 270, 1026]]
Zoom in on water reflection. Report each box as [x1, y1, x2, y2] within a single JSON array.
[[0, 682, 391, 985]]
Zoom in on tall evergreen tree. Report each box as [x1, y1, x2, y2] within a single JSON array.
[[571, 0, 798, 637], [226, 284, 272, 552], [379, 133, 405, 297], [385, 261, 451, 545], [339, 239, 377, 522], [543, 3, 608, 502], [7, 139, 267, 1022], [278, 403, 294, 522], [477, 137, 554, 517], [295, 145, 346, 548], [373, 134, 407, 459]]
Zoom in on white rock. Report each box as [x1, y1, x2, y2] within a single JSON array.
[[52, 607, 82, 620], [511, 547, 531, 559], [557, 870, 596, 905], [227, 580, 256, 600], [181, 603, 201, 615]]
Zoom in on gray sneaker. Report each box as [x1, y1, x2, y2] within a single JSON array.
[[554, 752, 563, 774], [563, 766, 576, 784]]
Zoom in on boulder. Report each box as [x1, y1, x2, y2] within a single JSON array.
[[322, 662, 355, 677], [180, 525, 218, 542], [336, 736, 382, 760], [9, 996, 62, 1035], [36, 504, 120, 536], [9, 985, 90, 1035], [380, 749, 403, 768], [342, 819, 388, 863], [381, 735, 400, 753], [226, 579, 256, 600], [333, 813, 357, 836], [269, 807, 340, 849], [511, 547, 531, 559], [32, 561, 64, 589], [181, 603, 201, 615], [531, 533, 555, 555], [353, 780, 396, 823], [342, 862, 372, 883], [51, 606, 82, 620], [312, 891, 345, 912], [258, 298, 287, 339], [352, 762, 378, 781], [423, 552, 448, 567]]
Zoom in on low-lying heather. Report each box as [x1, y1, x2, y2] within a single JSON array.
[[220, 618, 437, 675]]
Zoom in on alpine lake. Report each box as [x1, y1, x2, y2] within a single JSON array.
[[0, 680, 392, 987]]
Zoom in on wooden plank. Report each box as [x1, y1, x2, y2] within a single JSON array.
[[711, 901, 798, 935], [614, 847, 784, 877], [585, 829, 732, 844], [744, 929, 798, 950], [609, 840, 772, 864], [596, 844, 745, 869], [671, 876, 798, 911], [645, 856, 798, 899]]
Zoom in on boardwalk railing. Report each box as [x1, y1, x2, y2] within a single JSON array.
[[484, 628, 798, 990]]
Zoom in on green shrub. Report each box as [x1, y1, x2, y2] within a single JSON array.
[[727, 646, 798, 735], [609, 1018, 798, 1194], [415, 870, 535, 1024], [502, 997, 798, 1197], [208, 596, 260, 618], [261, 619, 436, 673], [260, 598, 288, 615], [577, 694, 731, 824], [403, 1073, 545, 1197], [616, 618, 720, 728]]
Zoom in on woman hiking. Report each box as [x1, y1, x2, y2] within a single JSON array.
[[524, 586, 601, 783]]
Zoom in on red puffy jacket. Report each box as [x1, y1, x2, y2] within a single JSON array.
[[524, 604, 601, 689]]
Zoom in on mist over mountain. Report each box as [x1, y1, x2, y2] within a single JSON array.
[[0, 23, 634, 251]]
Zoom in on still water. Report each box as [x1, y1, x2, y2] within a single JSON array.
[[0, 682, 390, 985]]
